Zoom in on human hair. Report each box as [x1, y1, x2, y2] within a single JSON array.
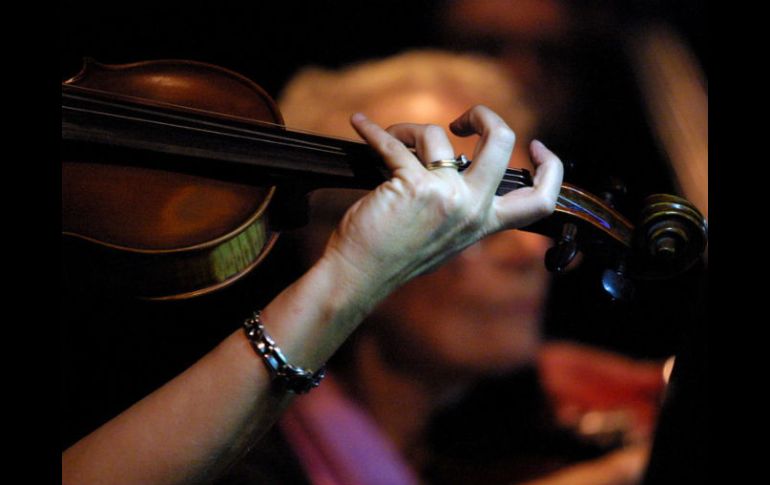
[[277, 50, 544, 372], [278, 49, 539, 266], [278, 49, 536, 139]]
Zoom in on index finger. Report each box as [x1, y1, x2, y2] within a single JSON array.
[[350, 113, 423, 173]]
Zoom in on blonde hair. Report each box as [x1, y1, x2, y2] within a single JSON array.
[[278, 50, 538, 263], [278, 49, 536, 139]]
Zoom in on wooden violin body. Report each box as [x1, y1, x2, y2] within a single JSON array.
[[62, 59, 708, 300], [63, 59, 285, 299]]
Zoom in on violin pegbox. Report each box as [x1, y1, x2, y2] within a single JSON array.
[[630, 194, 707, 280], [537, 188, 706, 302]]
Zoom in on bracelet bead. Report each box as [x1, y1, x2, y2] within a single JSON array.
[[243, 311, 326, 394]]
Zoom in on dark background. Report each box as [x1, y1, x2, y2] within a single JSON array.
[[61, 1, 708, 482], [61, 0, 707, 354]]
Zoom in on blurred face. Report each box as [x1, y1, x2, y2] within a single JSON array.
[[373, 230, 550, 377], [307, 90, 551, 377]]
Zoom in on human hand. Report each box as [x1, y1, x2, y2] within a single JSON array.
[[321, 105, 563, 301]]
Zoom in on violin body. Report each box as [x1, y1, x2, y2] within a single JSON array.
[[62, 59, 708, 300], [63, 59, 280, 299]]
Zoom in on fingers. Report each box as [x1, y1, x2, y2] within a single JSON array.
[[494, 139, 563, 228], [385, 123, 455, 170], [529, 139, 564, 204], [350, 113, 458, 175], [350, 113, 422, 173], [449, 105, 516, 191], [351, 108, 563, 232]]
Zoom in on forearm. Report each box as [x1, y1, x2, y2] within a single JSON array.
[[62, 252, 383, 485], [61, 107, 563, 485]]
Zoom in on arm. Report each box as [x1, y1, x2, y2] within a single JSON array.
[[62, 106, 563, 485]]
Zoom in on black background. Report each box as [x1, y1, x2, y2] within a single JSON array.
[[60, 1, 710, 483]]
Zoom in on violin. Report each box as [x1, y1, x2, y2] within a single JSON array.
[[61, 59, 707, 300]]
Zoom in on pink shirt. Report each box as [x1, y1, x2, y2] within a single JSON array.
[[279, 375, 422, 485]]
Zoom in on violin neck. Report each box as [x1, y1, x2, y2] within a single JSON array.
[[61, 84, 532, 194]]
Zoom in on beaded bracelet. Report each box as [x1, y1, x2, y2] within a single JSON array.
[[242, 311, 326, 394]]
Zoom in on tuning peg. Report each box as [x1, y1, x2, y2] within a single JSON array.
[[601, 259, 635, 302], [545, 223, 579, 273], [633, 194, 708, 279], [599, 176, 628, 209]]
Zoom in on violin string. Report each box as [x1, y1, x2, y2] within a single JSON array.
[[62, 91, 355, 155], [63, 104, 532, 187], [62, 89, 535, 177], [65, 101, 530, 181], [63, 84, 470, 148], [62, 85, 369, 146], [498, 182, 526, 192], [501, 172, 529, 181], [66, 88, 382, 151], [62, 89, 639, 249], [63, 102, 356, 158], [65, 106, 531, 188], [62, 88, 534, 180], [63, 89, 531, 183], [498, 181, 527, 192], [497, 173, 525, 184]]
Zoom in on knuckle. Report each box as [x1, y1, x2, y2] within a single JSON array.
[[384, 123, 407, 136], [439, 187, 465, 215], [470, 104, 490, 115], [382, 138, 405, 155], [535, 193, 557, 217], [423, 124, 445, 138], [539, 151, 559, 167], [422, 124, 448, 146], [489, 124, 516, 147], [399, 173, 431, 200], [413, 180, 464, 217]]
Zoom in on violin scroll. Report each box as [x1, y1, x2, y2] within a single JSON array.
[[62, 59, 709, 300], [631, 194, 707, 279], [538, 189, 706, 301]]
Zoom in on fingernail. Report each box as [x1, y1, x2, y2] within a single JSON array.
[[351, 112, 367, 122], [532, 139, 546, 149]]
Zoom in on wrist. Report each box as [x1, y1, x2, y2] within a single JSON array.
[[318, 244, 401, 313], [243, 311, 327, 394], [256, 248, 392, 372]]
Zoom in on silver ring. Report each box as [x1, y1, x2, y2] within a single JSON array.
[[426, 154, 470, 171]]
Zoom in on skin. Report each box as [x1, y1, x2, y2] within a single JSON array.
[[61, 105, 563, 485], [303, 90, 552, 381], [298, 91, 551, 456], [310, 93, 656, 484]]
